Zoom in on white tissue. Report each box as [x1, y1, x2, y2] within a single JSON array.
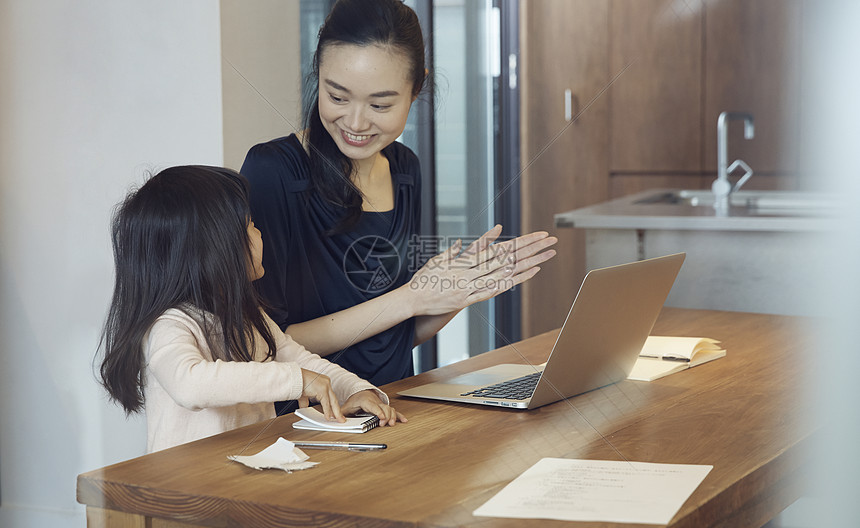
[[228, 437, 318, 472]]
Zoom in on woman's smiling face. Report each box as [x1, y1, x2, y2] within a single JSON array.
[[317, 43, 416, 162]]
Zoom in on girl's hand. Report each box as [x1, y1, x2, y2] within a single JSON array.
[[298, 369, 345, 423], [406, 225, 557, 316], [341, 389, 407, 427]]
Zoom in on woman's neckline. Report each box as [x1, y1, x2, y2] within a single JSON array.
[[290, 133, 398, 213]]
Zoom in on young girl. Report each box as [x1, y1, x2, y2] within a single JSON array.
[[241, 0, 558, 389], [99, 165, 403, 453]]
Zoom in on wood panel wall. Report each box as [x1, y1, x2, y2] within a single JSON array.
[[519, 0, 803, 338], [609, 0, 703, 173], [520, 0, 611, 336], [702, 0, 803, 174]]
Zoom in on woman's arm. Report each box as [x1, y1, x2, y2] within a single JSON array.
[[413, 311, 460, 347], [283, 282, 419, 356], [285, 226, 557, 355]]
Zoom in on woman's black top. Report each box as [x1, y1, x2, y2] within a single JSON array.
[[241, 134, 422, 386]]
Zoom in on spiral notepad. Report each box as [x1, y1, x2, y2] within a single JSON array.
[[292, 407, 379, 433]]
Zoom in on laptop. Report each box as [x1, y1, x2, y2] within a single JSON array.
[[398, 253, 685, 409]]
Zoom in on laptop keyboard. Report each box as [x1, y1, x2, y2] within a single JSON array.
[[460, 371, 542, 400]]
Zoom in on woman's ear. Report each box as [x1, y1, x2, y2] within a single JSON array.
[[412, 68, 430, 102]]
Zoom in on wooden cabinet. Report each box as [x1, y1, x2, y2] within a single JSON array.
[[520, 0, 610, 336], [520, 0, 803, 337], [703, 0, 802, 177], [606, 0, 802, 192], [609, 0, 703, 174]]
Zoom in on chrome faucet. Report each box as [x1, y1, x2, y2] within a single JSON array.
[[713, 111, 755, 211]]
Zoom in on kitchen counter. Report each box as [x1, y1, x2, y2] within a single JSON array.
[[554, 189, 834, 316], [554, 189, 837, 232]]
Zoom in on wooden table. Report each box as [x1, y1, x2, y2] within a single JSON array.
[[77, 308, 815, 527]]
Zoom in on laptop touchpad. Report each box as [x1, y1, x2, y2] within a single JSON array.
[[445, 364, 539, 386]]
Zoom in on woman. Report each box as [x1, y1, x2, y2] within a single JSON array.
[[241, 0, 556, 389]]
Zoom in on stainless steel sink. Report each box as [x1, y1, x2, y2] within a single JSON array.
[[633, 190, 836, 216]]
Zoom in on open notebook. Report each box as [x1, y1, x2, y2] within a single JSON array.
[[627, 336, 725, 381]]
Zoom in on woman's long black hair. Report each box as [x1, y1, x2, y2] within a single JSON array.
[[304, 0, 428, 233], [99, 166, 277, 414]]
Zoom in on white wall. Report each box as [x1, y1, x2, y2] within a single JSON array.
[[0, 2, 223, 526]]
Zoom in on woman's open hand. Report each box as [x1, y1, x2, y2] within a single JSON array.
[[405, 225, 557, 316]]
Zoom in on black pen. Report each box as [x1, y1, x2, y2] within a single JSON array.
[[292, 441, 387, 451]]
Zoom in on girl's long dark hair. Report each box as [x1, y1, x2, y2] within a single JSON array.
[[304, 0, 427, 233], [99, 166, 277, 414]]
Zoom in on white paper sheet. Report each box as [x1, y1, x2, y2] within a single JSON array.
[[474, 458, 712, 525], [228, 437, 318, 472]]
